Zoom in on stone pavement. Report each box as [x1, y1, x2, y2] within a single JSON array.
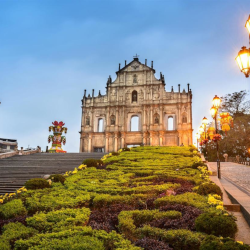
[[0, 153, 104, 195], [208, 162, 250, 244]]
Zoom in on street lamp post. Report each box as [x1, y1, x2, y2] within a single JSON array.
[[236, 15, 250, 77], [210, 95, 222, 179], [202, 117, 209, 160]]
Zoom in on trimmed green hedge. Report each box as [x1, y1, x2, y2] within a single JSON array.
[[1, 222, 37, 245], [195, 212, 237, 238], [25, 178, 50, 190], [14, 227, 140, 250], [136, 226, 205, 250], [197, 182, 223, 197], [26, 207, 91, 232], [0, 199, 27, 219], [200, 235, 250, 250], [118, 209, 182, 240]]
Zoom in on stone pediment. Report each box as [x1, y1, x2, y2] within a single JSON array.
[[116, 58, 155, 75]]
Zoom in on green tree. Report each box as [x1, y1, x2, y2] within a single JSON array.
[[201, 90, 250, 161]]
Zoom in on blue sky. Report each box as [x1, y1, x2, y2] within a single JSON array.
[[0, 0, 250, 152]]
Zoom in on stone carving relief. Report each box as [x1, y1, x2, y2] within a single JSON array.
[[153, 86, 160, 100], [111, 89, 117, 101], [125, 90, 131, 103], [139, 89, 144, 101]]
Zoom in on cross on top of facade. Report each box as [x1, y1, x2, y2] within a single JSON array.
[[133, 54, 139, 59]]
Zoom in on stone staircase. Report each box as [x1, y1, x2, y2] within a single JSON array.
[[0, 153, 104, 195]]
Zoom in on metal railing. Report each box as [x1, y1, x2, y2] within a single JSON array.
[[228, 157, 250, 166]]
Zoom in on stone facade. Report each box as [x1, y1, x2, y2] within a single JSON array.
[[80, 57, 193, 153]]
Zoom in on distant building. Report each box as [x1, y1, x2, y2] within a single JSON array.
[[0, 138, 18, 153], [80, 56, 193, 152]]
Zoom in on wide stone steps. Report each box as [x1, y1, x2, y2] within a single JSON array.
[[0, 153, 104, 195]]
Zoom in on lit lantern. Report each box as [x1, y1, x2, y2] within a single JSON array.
[[236, 46, 250, 78], [202, 117, 209, 125], [212, 95, 222, 109], [207, 127, 215, 139], [210, 106, 217, 118], [199, 126, 204, 134], [220, 112, 232, 134], [246, 15, 250, 34]]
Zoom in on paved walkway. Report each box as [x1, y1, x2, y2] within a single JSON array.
[[208, 162, 250, 244], [211, 162, 250, 194]]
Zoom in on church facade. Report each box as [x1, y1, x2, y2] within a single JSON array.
[[79, 56, 193, 152]]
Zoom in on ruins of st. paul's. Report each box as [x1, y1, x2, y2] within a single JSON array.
[[80, 56, 192, 152]]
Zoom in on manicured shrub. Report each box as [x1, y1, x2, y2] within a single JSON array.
[[111, 152, 120, 156], [197, 182, 223, 197], [49, 174, 66, 184], [200, 235, 250, 250], [0, 239, 11, 250], [122, 147, 130, 151], [137, 226, 204, 250], [135, 237, 173, 250], [0, 199, 27, 219], [191, 162, 207, 169], [118, 209, 182, 240], [195, 212, 237, 238], [1, 222, 37, 245], [25, 178, 50, 190], [154, 192, 209, 210], [24, 189, 91, 213], [14, 227, 140, 250], [19, 235, 105, 250], [26, 207, 91, 232], [82, 158, 103, 168]]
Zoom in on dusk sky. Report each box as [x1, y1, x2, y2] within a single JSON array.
[[0, 0, 250, 152]]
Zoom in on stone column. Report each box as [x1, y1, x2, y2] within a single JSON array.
[[88, 134, 92, 153], [105, 133, 109, 153], [159, 132, 164, 146], [149, 131, 154, 146], [121, 132, 125, 148], [114, 132, 118, 152]]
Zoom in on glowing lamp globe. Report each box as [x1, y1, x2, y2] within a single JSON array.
[[202, 117, 209, 125], [246, 15, 250, 34], [212, 95, 221, 109], [210, 106, 217, 118], [236, 46, 250, 78]]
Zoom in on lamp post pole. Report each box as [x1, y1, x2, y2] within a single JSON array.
[[214, 110, 221, 179], [211, 95, 222, 179]]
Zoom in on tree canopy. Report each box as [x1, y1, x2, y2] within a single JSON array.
[[201, 90, 250, 161]]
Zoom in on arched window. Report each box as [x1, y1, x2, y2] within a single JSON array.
[[182, 116, 187, 123], [130, 116, 139, 131], [98, 118, 104, 132], [154, 114, 160, 124], [133, 74, 137, 83], [86, 116, 90, 126], [110, 115, 115, 125], [168, 116, 174, 130], [132, 90, 137, 102]]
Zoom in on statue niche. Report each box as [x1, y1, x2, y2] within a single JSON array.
[[86, 116, 90, 126], [110, 115, 116, 125], [132, 90, 137, 102]]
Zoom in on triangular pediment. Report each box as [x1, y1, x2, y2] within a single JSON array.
[[116, 58, 155, 75]]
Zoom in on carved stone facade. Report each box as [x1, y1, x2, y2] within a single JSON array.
[[80, 57, 193, 152]]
